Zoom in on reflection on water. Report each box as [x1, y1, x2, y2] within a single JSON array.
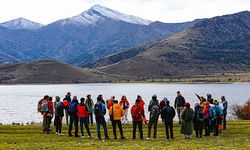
[[0, 83, 249, 124]]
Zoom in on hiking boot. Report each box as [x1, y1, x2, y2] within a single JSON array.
[[105, 136, 110, 140], [121, 137, 126, 139], [88, 136, 93, 139], [82, 136, 85, 139], [55, 132, 58, 135], [68, 134, 73, 137], [58, 133, 64, 136], [75, 135, 80, 137], [146, 137, 150, 140]]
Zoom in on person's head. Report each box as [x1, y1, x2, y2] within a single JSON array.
[[213, 100, 219, 105], [67, 92, 71, 97], [221, 96, 225, 101], [152, 95, 157, 101], [194, 103, 199, 108], [165, 99, 170, 106], [49, 97, 52, 101], [200, 97, 206, 102], [97, 95, 103, 101], [121, 95, 127, 101], [111, 96, 115, 100], [44, 95, 49, 100], [137, 95, 142, 100], [207, 94, 212, 98], [177, 91, 181, 96], [63, 98, 67, 101], [73, 96, 77, 101], [184, 102, 190, 108], [136, 99, 140, 104], [55, 96, 60, 102], [87, 94, 91, 99], [113, 100, 118, 104], [80, 97, 85, 103]]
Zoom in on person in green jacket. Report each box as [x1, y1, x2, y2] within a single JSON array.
[[180, 102, 194, 139], [85, 94, 94, 125]]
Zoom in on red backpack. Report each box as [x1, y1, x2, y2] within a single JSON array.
[[131, 104, 142, 120]]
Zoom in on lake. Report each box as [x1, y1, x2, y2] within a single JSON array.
[[0, 83, 249, 124]]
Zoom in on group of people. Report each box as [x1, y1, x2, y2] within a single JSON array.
[[37, 91, 228, 140]]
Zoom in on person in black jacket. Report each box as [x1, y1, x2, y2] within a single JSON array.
[[221, 96, 228, 130], [161, 99, 176, 139], [193, 103, 204, 138], [54, 96, 64, 136], [68, 96, 79, 137], [174, 91, 185, 124], [64, 92, 72, 125]]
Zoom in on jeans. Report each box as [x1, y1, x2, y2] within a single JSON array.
[[96, 118, 108, 139], [223, 113, 227, 130], [68, 113, 79, 136], [165, 120, 173, 139], [148, 118, 158, 138], [45, 115, 52, 133], [80, 117, 91, 137], [177, 107, 184, 124], [54, 115, 62, 133], [133, 121, 143, 139], [112, 120, 124, 138], [88, 113, 93, 125]]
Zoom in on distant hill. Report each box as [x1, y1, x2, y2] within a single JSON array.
[[0, 60, 120, 84], [0, 5, 201, 65], [91, 11, 250, 79]]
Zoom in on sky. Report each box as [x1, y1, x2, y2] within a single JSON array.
[[0, 0, 249, 24]]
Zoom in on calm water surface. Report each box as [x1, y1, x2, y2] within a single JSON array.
[[0, 83, 249, 124]]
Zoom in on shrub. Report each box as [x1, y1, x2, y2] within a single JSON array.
[[231, 100, 250, 120]]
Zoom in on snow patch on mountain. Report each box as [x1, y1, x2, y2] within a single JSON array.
[[0, 18, 44, 30]]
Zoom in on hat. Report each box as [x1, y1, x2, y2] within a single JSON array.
[[194, 103, 199, 108], [184, 102, 190, 108], [73, 96, 77, 100], [163, 97, 168, 101], [213, 100, 219, 105]]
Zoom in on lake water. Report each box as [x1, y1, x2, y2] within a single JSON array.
[[0, 83, 249, 124]]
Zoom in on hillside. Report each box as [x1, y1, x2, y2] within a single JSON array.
[[0, 60, 120, 84], [91, 11, 250, 79]]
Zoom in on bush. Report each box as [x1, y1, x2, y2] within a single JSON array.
[[231, 100, 250, 120]]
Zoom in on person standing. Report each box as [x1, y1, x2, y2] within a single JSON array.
[[193, 103, 204, 138], [106, 96, 115, 110], [221, 96, 228, 130], [109, 100, 126, 139], [119, 96, 130, 124], [64, 92, 72, 125], [68, 96, 79, 137], [180, 102, 194, 139], [174, 91, 186, 124], [37, 95, 49, 133], [207, 94, 214, 104], [211, 100, 223, 136], [160, 97, 169, 124], [147, 95, 160, 139], [45, 97, 54, 134], [94, 95, 110, 140], [78, 98, 92, 139], [54, 96, 64, 136], [131, 98, 146, 139], [161, 99, 176, 139], [203, 102, 211, 136], [85, 94, 94, 125]]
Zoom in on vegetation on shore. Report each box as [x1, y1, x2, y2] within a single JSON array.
[[0, 121, 249, 149]]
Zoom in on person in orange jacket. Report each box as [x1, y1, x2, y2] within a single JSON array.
[[109, 100, 126, 139], [119, 96, 130, 124]]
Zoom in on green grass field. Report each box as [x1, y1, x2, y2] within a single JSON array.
[[0, 121, 250, 149]]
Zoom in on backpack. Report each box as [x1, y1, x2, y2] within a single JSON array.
[[131, 105, 142, 120], [150, 104, 160, 119], [37, 99, 48, 113], [185, 108, 193, 121], [94, 103, 104, 117], [68, 101, 78, 113], [165, 106, 175, 120], [196, 107, 204, 122]]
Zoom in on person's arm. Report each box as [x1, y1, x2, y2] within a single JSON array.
[[174, 97, 177, 109], [109, 106, 112, 116], [195, 94, 201, 100]]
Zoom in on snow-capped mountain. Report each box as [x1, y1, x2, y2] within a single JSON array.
[[0, 18, 44, 30], [60, 5, 152, 26]]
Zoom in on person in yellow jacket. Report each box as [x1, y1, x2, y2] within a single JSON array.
[[109, 100, 126, 139]]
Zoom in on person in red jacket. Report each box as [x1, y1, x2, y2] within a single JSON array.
[[119, 96, 130, 124], [45, 97, 54, 134], [77, 98, 92, 139], [131, 98, 146, 139], [137, 95, 147, 124]]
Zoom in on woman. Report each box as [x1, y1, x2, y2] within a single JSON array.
[[203, 102, 211, 136], [180, 102, 194, 139], [193, 103, 204, 138], [119, 96, 130, 124]]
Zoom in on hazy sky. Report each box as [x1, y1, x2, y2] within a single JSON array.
[[0, 0, 249, 24]]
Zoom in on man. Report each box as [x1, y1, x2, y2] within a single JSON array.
[[68, 96, 79, 137], [147, 95, 160, 139], [221, 96, 228, 130], [37, 95, 49, 133], [207, 94, 214, 104], [45, 97, 54, 134], [54, 96, 64, 136], [85, 94, 94, 125], [160, 97, 169, 123], [131, 98, 146, 139], [174, 91, 186, 124], [161, 99, 175, 139], [109, 100, 126, 139], [94, 95, 110, 140], [64, 92, 72, 125]]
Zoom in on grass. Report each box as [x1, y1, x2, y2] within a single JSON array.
[[0, 121, 250, 149]]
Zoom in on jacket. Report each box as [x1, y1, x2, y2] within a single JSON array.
[[48, 101, 54, 115], [85, 98, 93, 113], [161, 106, 175, 121], [106, 99, 113, 110], [77, 103, 89, 118], [54, 101, 64, 117], [109, 104, 125, 120], [119, 99, 130, 110], [131, 103, 145, 122], [174, 95, 185, 108]]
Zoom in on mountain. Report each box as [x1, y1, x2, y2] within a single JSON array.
[[0, 60, 120, 84], [91, 11, 250, 79], [0, 18, 44, 30], [0, 5, 200, 65]]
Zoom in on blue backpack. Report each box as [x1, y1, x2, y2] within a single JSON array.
[[68, 101, 78, 113]]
